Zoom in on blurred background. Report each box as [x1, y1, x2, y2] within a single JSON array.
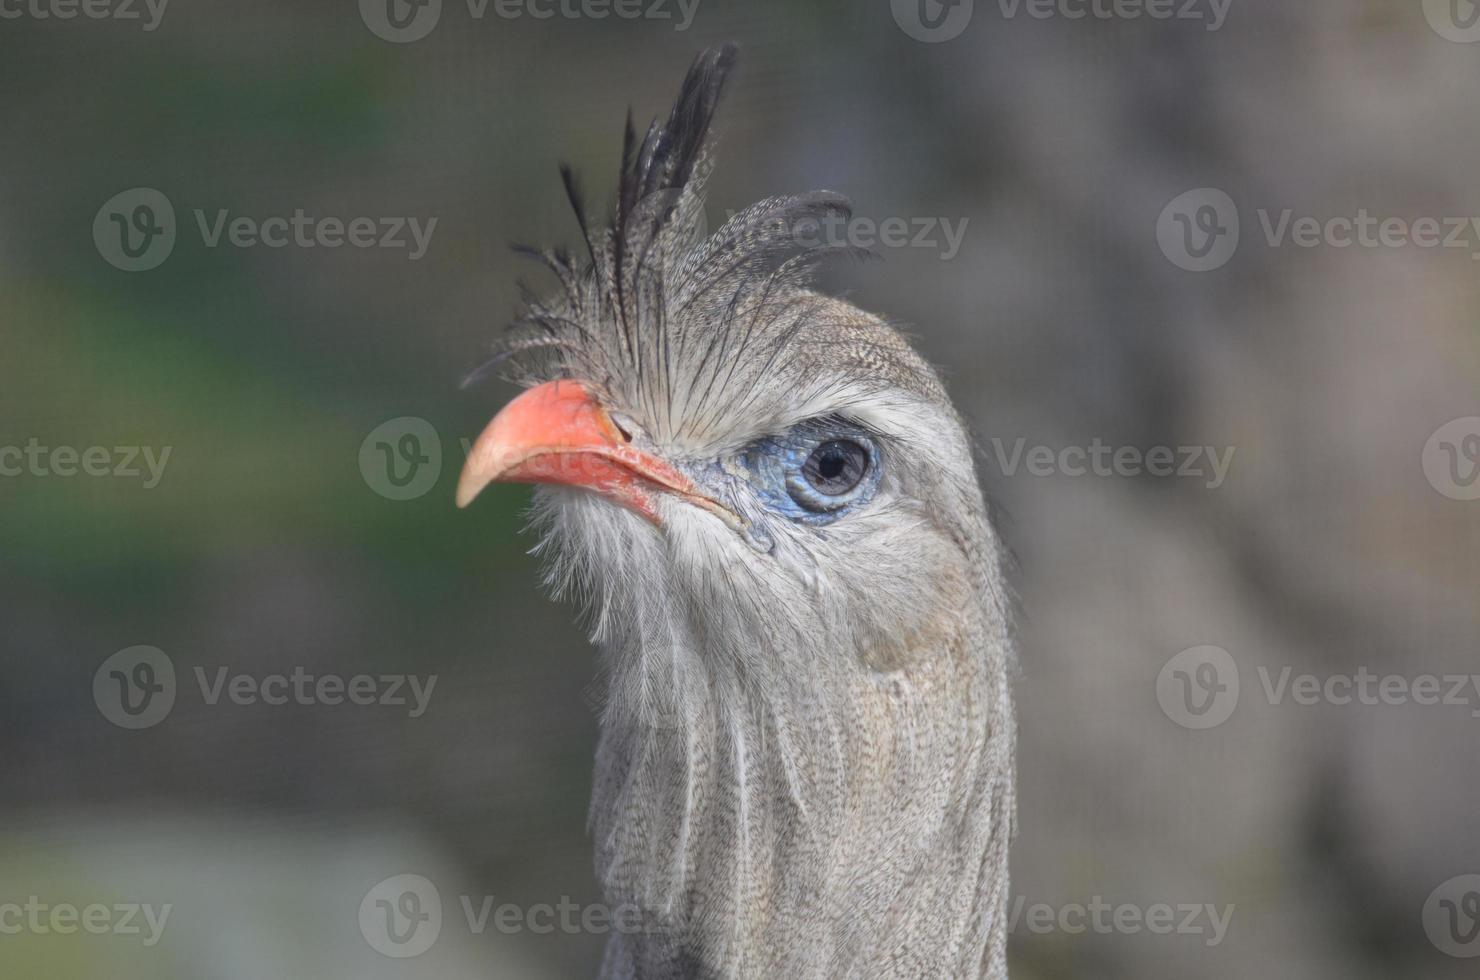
[[2, 0, 1479, 976]]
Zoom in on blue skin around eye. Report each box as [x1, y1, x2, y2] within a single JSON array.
[[737, 422, 882, 526]]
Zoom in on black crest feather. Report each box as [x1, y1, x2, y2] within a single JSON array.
[[467, 43, 874, 447], [614, 42, 737, 260]]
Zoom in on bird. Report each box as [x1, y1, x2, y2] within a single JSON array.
[[457, 44, 1017, 980]]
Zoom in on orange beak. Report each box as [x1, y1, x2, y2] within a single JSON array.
[[456, 380, 739, 528]]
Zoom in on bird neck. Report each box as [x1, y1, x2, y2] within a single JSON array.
[[588, 606, 1016, 978]]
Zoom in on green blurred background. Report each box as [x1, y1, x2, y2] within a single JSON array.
[[2, 0, 1478, 977]]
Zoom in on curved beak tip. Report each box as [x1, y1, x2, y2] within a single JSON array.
[[454, 436, 516, 509], [454, 474, 487, 510]]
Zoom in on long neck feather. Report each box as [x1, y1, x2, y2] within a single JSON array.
[[561, 505, 1015, 979]]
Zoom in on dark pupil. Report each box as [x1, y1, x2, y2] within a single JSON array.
[[805, 441, 866, 495]]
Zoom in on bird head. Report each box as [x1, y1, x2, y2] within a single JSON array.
[[457, 47, 1015, 973], [458, 44, 1006, 719]]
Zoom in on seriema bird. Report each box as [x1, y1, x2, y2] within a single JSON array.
[[457, 44, 1016, 980]]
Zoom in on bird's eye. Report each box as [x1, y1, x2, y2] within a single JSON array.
[[740, 423, 881, 524], [801, 440, 869, 497], [784, 436, 877, 515]]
